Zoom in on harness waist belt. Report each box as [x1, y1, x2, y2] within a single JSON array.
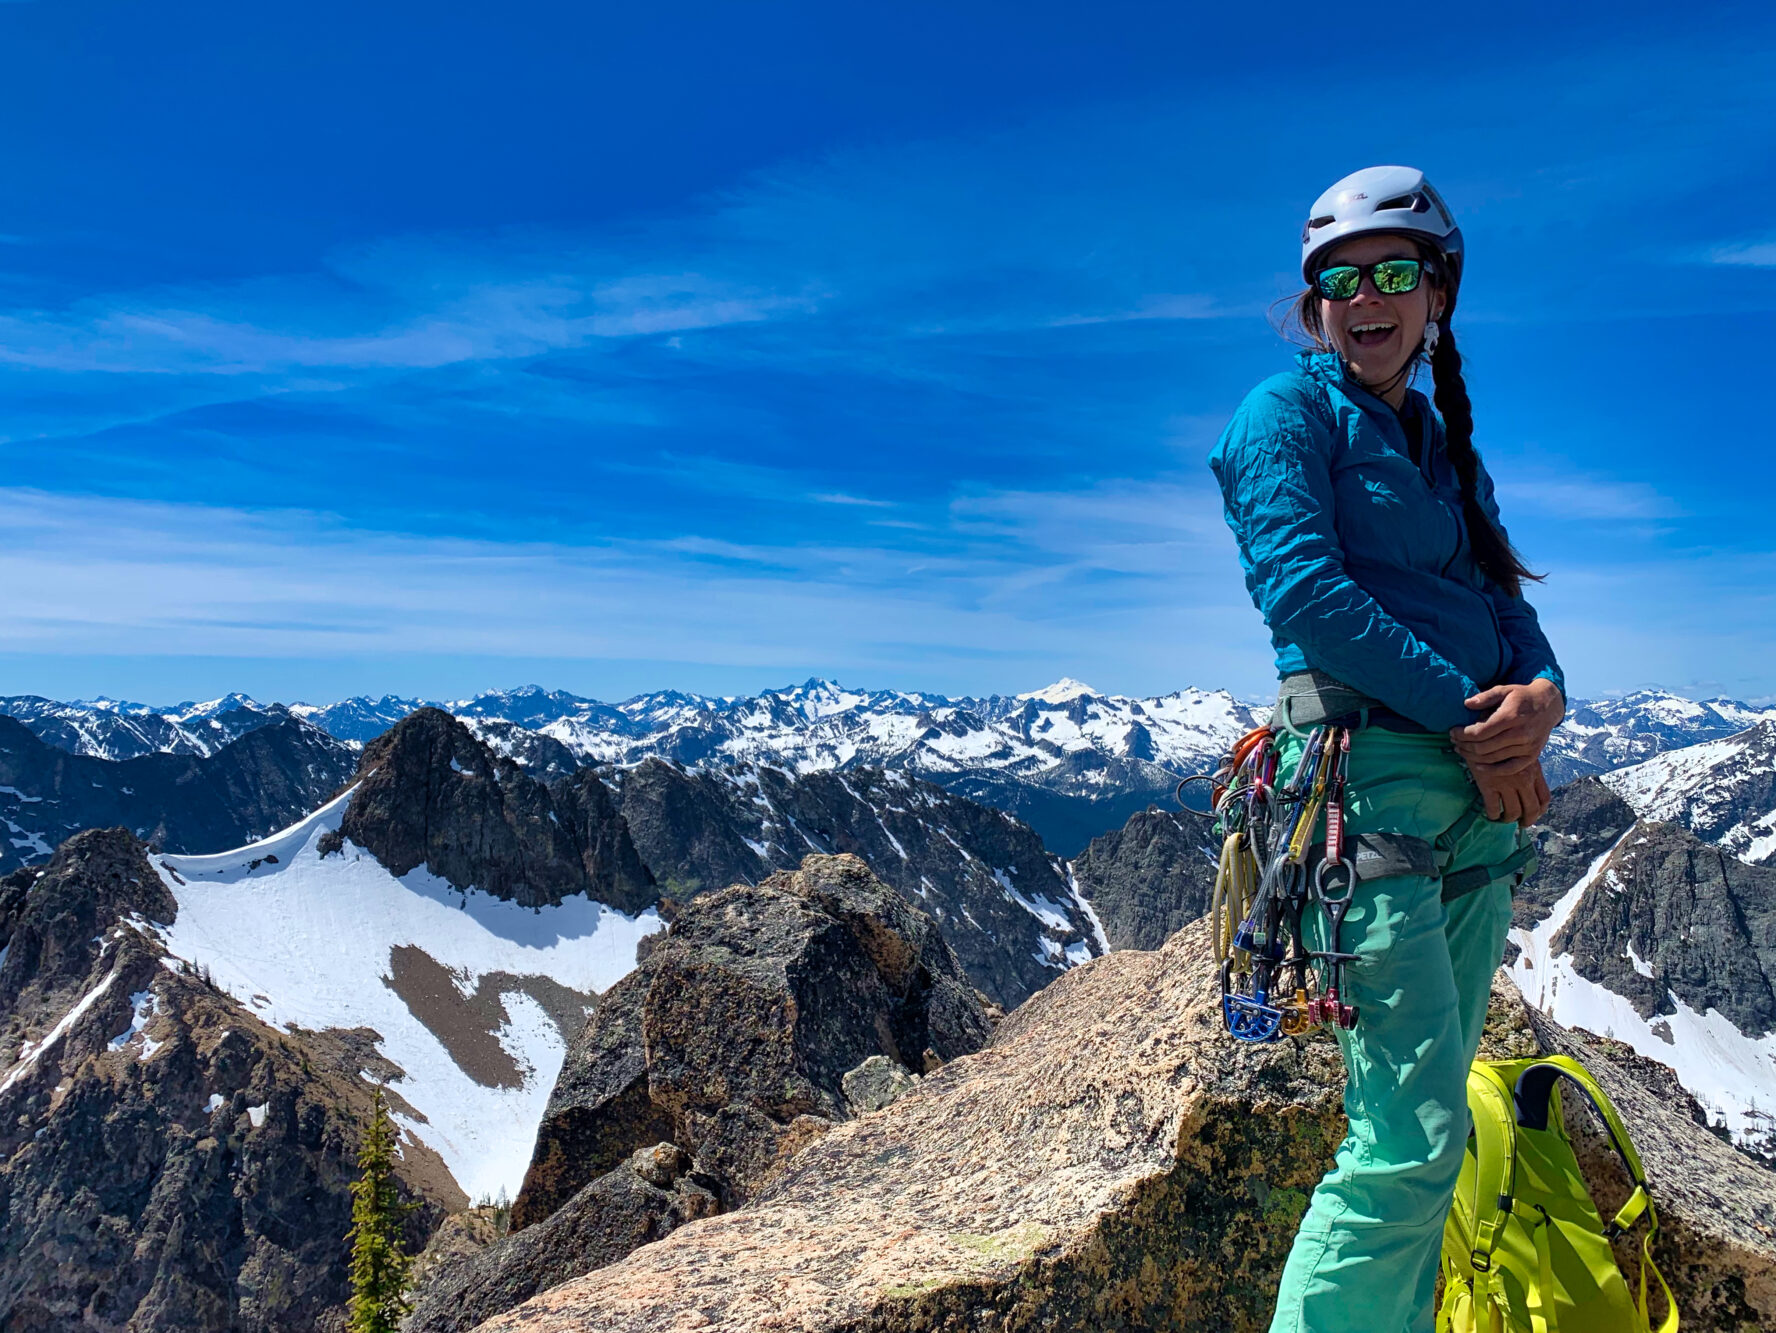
[[1275, 669, 1433, 735]]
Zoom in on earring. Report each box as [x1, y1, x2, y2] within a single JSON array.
[[1422, 321, 1441, 358]]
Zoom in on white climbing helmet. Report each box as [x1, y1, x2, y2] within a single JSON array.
[[1300, 165, 1463, 288]]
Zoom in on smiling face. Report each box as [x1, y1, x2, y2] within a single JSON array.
[[1316, 234, 1446, 403]]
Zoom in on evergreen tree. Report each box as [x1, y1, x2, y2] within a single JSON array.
[[346, 1088, 412, 1333]]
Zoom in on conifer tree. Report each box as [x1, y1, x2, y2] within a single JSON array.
[[346, 1088, 412, 1333]]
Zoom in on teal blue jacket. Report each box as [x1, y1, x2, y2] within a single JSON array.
[[1208, 352, 1563, 733]]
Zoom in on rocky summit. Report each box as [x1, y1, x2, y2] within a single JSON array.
[[330, 706, 656, 912], [473, 924, 1775, 1333], [405, 853, 991, 1333], [0, 829, 458, 1332]]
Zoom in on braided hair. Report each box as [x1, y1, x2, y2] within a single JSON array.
[[1279, 253, 1541, 596]]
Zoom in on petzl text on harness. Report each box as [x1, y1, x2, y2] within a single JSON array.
[[1439, 1055, 1678, 1333]]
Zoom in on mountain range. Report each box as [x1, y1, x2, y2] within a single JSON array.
[[5, 679, 1776, 1327], [7, 679, 1773, 856]]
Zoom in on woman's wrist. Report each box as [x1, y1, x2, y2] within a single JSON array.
[[1524, 674, 1565, 716]]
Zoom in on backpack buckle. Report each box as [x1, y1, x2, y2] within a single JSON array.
[[1470, 1251, 1492, 1273]]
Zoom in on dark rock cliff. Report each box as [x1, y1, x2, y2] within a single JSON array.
[[0, 829, 457, 1332], [1551, 817, 1776, 1038], [330, 708, 655, 912], [0, 716, 356, 874], [1068, 804, 1218, 951], [1516, 776, 1640, 932], [613, 759, 1099, 1008], [408, 854, 990, 1333]]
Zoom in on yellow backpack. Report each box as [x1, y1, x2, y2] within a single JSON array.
[[1438, 1055, 1678, 1333]]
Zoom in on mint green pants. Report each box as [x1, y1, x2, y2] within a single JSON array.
[[1267, 727, 1519, 1333]]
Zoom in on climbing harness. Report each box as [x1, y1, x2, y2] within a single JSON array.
[[1191, 681, 1542, 1044], [1192, 722, 1362, 1043]]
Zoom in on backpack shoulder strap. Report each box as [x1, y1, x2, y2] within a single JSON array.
[[1512, 1056, 1645, 1183], [1509, 1055, 1680, 1333], [1463, 1064, 1520, 1276]]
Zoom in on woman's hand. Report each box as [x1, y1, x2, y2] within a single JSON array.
[[1472, 757, 1552, 828], [1448, 678, 1565, 777]]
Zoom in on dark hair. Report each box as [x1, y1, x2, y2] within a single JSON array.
[[1274, 249, 1541, 597]]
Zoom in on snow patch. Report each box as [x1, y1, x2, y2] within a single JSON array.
[[992, 867, 1072, 932], [2, 967, 121, 1094], [154, 790, 664, 1201], [1513, 831, 1776, 1144], [108, 988, 164, 1059]]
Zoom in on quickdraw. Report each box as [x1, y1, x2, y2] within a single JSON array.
[[1192, 722, 1363, 1043]]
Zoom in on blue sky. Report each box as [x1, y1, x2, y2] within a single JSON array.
[[2, 1, 1774, 706]]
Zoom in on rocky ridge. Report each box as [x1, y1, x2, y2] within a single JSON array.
[[612, 758, 1105, 1008], [1553, 820, 1776, 1039], [406, 853, 991, 1333], [1068, 804, 1219, 951], [0, 829, 458, 1331], [1511, 780, 1776, 1149], [328, 707, 655, 913], [473, 927, 1776, 1332]]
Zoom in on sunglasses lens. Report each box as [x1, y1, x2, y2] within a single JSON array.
[[1316, 266, 1361, 300], [1372, 260, 1422, 294]]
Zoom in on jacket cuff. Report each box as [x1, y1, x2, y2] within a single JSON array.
[[1417, 677, 1482, 734], [1527, 664, 1566, 704]]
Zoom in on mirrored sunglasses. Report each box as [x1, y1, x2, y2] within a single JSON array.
[[1313, 258, 1426, 301]]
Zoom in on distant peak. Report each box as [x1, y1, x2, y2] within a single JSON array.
[[1017, 678, 1099, 704]]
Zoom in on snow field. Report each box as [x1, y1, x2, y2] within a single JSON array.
[[152, 790, 663, 1200], [1511, 834, 1776, 1144]]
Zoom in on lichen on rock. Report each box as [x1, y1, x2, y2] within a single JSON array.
[[473, 922, 1776, 1333]]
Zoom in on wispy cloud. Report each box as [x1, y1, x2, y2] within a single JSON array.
[[0, 267, 817, 376], [0, 486, 1259, 694], [1491, 470, 1682, 521], [3, 17, 1776, 703], [1704, 238, 1776, 267]]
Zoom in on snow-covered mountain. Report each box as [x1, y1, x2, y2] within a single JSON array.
[[1602, 720, 1776, 866], [1506, 772, 1776, 1159], [288, 693, 431, 743], [527, 678, 1255, 854], [1542, 689, 1776, 787], [10, 679, 1774, 854], [148, 791, 661, 1200], [4, 680, 1258, 854], [0, 693, 293, 761]]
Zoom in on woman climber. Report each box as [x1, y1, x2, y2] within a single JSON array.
[[1207, 165, 1566, 1333]]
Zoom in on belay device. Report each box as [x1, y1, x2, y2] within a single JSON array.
[[1183, 724, 1362, 1044]]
